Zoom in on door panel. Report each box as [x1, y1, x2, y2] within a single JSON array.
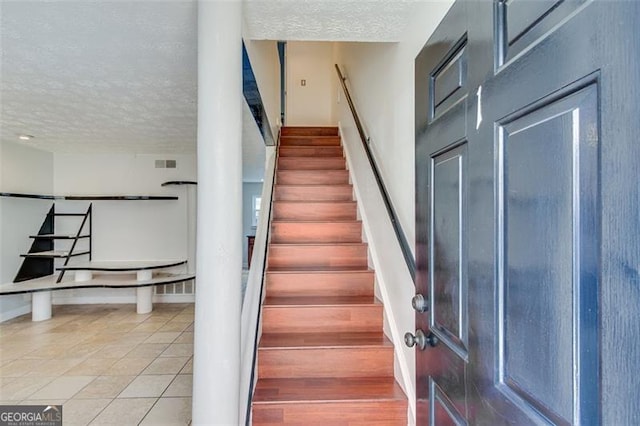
[[497, 84, 598, 425], [496, 0, 588, 67], [431, 143, 468, 358], [415, 1, 639, 425]]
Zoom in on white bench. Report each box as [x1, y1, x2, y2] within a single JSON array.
[[0, 260, 193, 321]]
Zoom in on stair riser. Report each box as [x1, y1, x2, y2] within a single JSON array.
[[280, 126, 338, 136], [269, 245, 368, 269], [258, 347, 393, 379], [276, 171, 349, 185], [271, 222, 362, 244], [278, 158, 346, 170], [274, 186, 353, 202], [252, 401, 407, 425], [280, 137, 341, 146], [266, 272, 374, 297], [272, 203, 357, 221], [281, 127, 339, 137], [262, 305, 382, 333], [279, 146, 343, 157]]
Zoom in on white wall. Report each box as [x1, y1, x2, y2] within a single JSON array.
[[243, 39, 282, 140], [51, 153, 196, 304], [285, 41, 338, 126], [0, 141, 54, 321], [335, 0, 454, 253]]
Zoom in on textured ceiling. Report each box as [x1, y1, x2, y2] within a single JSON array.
[[244, 0, 418, 42], [0, 0, 416, 155], [0, 1, 198, 154]]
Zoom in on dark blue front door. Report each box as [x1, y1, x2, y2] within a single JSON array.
[[415, 1, 640, 424]]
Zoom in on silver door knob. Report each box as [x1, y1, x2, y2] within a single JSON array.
[[411, 294, 428, 312], [404, 329, 439, 350]]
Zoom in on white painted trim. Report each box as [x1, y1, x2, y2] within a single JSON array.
[[0, 302, 31, 323], [339, 119, 417, 423], [51, 294, 194, 305], [239, 146, 276, 424]]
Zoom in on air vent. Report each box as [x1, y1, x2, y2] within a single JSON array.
[[155, 159, 177, 169]]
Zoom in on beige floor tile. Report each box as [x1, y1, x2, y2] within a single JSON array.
[[18, 399, 66, 405], [173, 332, 193, 344], [124, 343, 169, 359], [179, 358, 193, 375], [65, 343, 105, 359], [163, 375, 192, 397], [104, 358, 154, 376], [142, 357, 189, 375], [144, 332, 180, 344], [62, 398, 111, 426], [74, 376, 135, 399], [132, 322, 165, 333], [0, 376, 55, 400], [28, 376, 96, 400], [64, 358, 120, 376], [23, 344, 72, 359], [185, 324, 194, 332], [160, 344, 193, 358], [83, 333, 126, 346], [158, 322, 190, 333], [89, 398, 156, 425], [139, 397, 191, 425], [24, 358, 85, 377], [0, 359, 44, 377], [92, 345, 133, 359], [115, 332, 153, 346], [118, 375, 175, 398]]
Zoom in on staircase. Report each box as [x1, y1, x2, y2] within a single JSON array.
[[252, 127, 407, 425]]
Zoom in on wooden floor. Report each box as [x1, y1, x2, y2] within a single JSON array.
[[251, 127, 407, 425]]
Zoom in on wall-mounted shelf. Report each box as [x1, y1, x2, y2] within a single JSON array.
[[0, 192, 178, 200], [161, 181, 197, 187]]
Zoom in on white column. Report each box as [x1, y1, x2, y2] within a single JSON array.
[[32, 291, 52, 322], [186, 184, 197, 274], [136, 270, 154, 314], [193, 1, 242, 425]]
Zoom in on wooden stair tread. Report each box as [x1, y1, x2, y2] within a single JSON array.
[[267, 266, 372, 272], [270, 243, 366, 248], [253, 377, 406, 403], [264, 296, 380, 307], [271, 219, 360, 224], [259, 332, 391, 349]]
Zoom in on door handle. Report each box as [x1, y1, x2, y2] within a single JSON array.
[[404, 329, 439, 350], [411, 294, 429, 313]]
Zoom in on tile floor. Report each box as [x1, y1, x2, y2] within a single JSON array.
[[0, 303, 193, 425]]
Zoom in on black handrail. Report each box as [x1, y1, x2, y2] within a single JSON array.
[[245, 129, 281, 425], [335, 64, 416, 282]]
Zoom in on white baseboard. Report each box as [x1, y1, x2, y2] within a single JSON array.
[[0, 303, 31, 323]]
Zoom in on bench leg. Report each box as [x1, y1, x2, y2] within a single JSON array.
[[75, 271, 93, 282], [136, 287, 153, 314], [32, 291, 52, 322]]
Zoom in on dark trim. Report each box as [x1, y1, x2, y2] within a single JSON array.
[[0, 192, 178, 200], [56, 204, 92, 283], [245, 128, 281, 425], [21, 251, 90, 259], [161, 181, 197, 187], [57, 260, 187, 272], [30, 234, 90, 240], [334, 64, 416, 282], [14, 205, 55, 282], [0, 274, 196, 296]]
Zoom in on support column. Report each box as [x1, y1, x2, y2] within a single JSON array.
[[192, 1, 242, 425], [32, 291, 52, 322], [136, 270, 153, 314]]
